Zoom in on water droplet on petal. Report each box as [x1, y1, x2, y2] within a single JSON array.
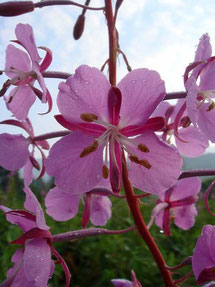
[[85, 80, 90, 85], [132, 80, 136, 84]]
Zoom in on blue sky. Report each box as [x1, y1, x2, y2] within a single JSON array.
[[1, 0, 215, 152]]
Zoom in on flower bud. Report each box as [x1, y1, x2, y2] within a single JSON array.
[[73, 14, 85, 40], [0, 1, 34, 17]]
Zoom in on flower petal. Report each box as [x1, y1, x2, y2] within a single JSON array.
[[57, 65, 110, 123], [128, 131, 182, 194], [193, 225, 215, 284], [5, 44, 31, 78], [111, 279, 133, 287], [5, 85, 36, 120], [194, 34, 212, 62], [24, 187, 49, 230], [24, 238, 51, 287], [15, 23, 41, 63], [45, 131, 104, 193], [90, 195, 112, 226], [0, 133, 29, 171], [185, 76, 199, 126], [176, 126, 209, 157], [173, 205, 197, 230], [45, 187, 81, 221], [117, 68, 165, 127], [198, 104, 215, 142], [170, 177, 201, 201]]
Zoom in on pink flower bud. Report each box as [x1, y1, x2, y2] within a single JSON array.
[[0, 1, 34, 17]]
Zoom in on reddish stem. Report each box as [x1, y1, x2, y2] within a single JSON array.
[[122, 153, 175, 287], [105, 0, 117, 86]]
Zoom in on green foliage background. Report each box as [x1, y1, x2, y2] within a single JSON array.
[[0, 168, 214, 287]]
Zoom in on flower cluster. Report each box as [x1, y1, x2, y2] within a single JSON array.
[[0, 8, 215, 286]]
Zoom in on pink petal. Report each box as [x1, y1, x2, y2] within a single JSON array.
[[128, 131, 182, 194], [169, 177, 201, 201], [57, 65, 110, 123], [117, 68, 165, 127], [90, 195, 112, 226], [15, 23, 41, 63], [0, 133, 29, 171], [155, 209, 165, 230], [173, 205, 197, 230], [45, 132, 104, 193], [198, 104, 215, 142], [195, 34, 212, 62], [199, 61, 215, 91], [5, 44, 31, 78], [24, 238, 51, 287], [185, 76, 199, 126], [23, 157, 34, 186], [111, 279, 133, 287], [152, 101, 171, 118], [6, 248, 35, 287], [176, 126, 209, 157], [24, 187, 49, 230], [193, 225, 215, 284], [45, 187, 81, 221], [6, 85, 36, 120]]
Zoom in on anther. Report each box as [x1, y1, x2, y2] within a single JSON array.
[[80, 141, 98, 157], [181, 116, 191, 128], [207, 102, 215, 111], [129, 155, 140, 164], [80, 113, 98, 122], [102, 165, 109, 179], [138, 143, 150, 153], [140, 159, 151, 169]]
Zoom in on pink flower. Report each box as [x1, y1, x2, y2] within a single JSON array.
[[153, 100, 209, 157], [0, 118, 49, 185], [0, 187, 70, 287], [45, 180, 112, 227], [185, 34, 215, 142], [46, 65, 182, 195], [112, 270, 142, 287], [2, 23, 52, 120], [149, 178, 201, 235], [192, 225, 215, 285]]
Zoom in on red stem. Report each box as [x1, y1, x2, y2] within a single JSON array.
[[122, 153, 175, 287], [105, 0, 117, 86]]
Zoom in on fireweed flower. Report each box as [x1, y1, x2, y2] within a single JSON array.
[[185, 34, 215, 142], [0, 187, 70, 287], [153, 100, 209, 157], [46, 65, 182, 195], [45, 181, 112, 227], [112, 270, 142, 287], [0, 118, 49, 185], [192, 225, 215, 285], [1, 23, 52, 120], [147, 177, 201, 235]]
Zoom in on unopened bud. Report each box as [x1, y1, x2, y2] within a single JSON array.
[[102, 165, 109, 179], [73, 14, 85, 40], [80, 141, 98, 158], [0, 1, 34, 17], [138, 143, 150, 153], [80, 113, 98, 122]]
